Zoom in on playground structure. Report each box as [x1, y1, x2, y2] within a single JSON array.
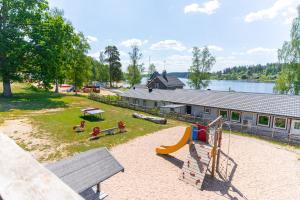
[[89, 121, 126, 140], [156, 116, 224, 189], [73, 121, 85, 132]]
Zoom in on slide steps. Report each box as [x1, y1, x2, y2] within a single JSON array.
[[179, 142, 212, 190]]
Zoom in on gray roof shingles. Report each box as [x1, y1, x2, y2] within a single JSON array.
[[150, 76, 185, 88], [120, 88, 300, 118]]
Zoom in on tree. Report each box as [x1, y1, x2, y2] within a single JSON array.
[[104, 45, 122, 87], [127, 45, 144, 86], [148, 63, 156, 77], [275, 6, 300, 95], [188, 46, 216, 89], [0, 0, 48, 97], [30, 8, 75, 92], [67, 33, 90, 95]]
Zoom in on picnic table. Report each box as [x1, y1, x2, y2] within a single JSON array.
[[81, 108, 105, 120], [46, 148, 124, 200]]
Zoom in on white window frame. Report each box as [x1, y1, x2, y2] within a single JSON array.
[[204, 107, 211, 114], [273, 117, 287, 129], [294, 122, 300, 130], [257, 114, 270, 127], [231, 111, 241, 123], [219, 109, 229, 121]]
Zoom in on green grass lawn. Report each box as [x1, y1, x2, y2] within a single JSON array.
[[0, 83, 183, 161]]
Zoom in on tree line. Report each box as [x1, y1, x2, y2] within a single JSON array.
[[1, 0, 299, 96], [0, 0, 148, 97], [211, 63, 283, 81]]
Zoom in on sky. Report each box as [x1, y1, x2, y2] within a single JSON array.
[[48, 0, 300, 72]]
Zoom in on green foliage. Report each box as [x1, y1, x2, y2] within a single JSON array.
[[148, 64, 156, 77], [104, 45, 123, 87], [0, 0, 49, 97], [211, 63, 282, 81], [188, 46, 215, 89], [127, 45, 143, 86], [67, 32, 91, 93], [30, 9, 82, 92], [275, 6, 300, 95]]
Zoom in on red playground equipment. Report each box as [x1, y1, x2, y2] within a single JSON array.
[[89, 121, 126, 140], [195, 123, 208, 142], [91, 127, 101, 137], [73, 121, 85, 132], [118, 121, 126, 133]]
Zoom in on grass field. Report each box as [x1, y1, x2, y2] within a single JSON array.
[[0, 83, 183, 161]]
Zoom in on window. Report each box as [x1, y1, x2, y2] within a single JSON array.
[[154, 102, 158, 107], [170, 108, 175, 112], [155, 83, 159, 88], [204, 107, 211, 114], [257, 115, 270, 126], [220, 110, 228, 120], [294, 122, 300, 130], [273, 117, 287, 129], [143, 100, 146, 107], [231, 111, 241, 122]]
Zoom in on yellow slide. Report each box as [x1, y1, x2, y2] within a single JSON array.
[[156, 127, 191, 154]]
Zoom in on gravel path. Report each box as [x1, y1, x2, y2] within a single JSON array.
[[102, 126, 300, 200]]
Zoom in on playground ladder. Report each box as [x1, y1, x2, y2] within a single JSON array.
[[179, 142, 212, 190]]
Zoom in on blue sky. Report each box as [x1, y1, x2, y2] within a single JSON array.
[[48, 0, 299, 72]]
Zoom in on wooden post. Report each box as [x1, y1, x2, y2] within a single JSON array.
[[211, 128, 219, 177], [96, 183, 100, 193], [216, 128, 222, 173]]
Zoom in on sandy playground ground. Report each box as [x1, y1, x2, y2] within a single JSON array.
[[102, 126, 300, 200]]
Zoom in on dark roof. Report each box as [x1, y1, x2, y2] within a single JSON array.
[[46, 148, 124, 193], [120, 88, 300, 118], [148, 75, 185, 88]]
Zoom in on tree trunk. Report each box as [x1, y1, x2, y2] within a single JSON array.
[[55, 79, 59, 93], [3, 79, 12, 97]]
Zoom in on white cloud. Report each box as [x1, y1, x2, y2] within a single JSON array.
[[207, 45, 223, 51], [150, 55, 192, 72], [214, 56, 254, 71], [150, 40, 187, 51], [120, 38, 148, 47], [244, 0, 298, 23], [184, 0, 220, 15], [86, 35, 98, 43], [87, 51, 100, 60], [246, 47, 277, 54]]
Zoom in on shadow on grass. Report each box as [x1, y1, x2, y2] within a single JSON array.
[[0, 88, 68, 112], [80, 115, 104, 122]]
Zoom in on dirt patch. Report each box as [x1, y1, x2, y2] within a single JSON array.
[[0, 118, 70, 162]]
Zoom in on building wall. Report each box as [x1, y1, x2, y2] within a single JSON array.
[[123, 96, 295, 141], [147, 78, 167, 89]]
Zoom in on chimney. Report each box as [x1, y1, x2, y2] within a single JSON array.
[[148, 87, 153, 93], [162, 70, 168, 82]]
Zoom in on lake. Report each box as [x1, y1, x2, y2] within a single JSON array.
[[141, 77, 276, 94]]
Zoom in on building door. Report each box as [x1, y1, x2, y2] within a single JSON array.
[[186, 105, 192, 115], [291, 120, 300, 135]]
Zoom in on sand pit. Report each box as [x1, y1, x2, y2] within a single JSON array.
[[102, 126, 300, 200]]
